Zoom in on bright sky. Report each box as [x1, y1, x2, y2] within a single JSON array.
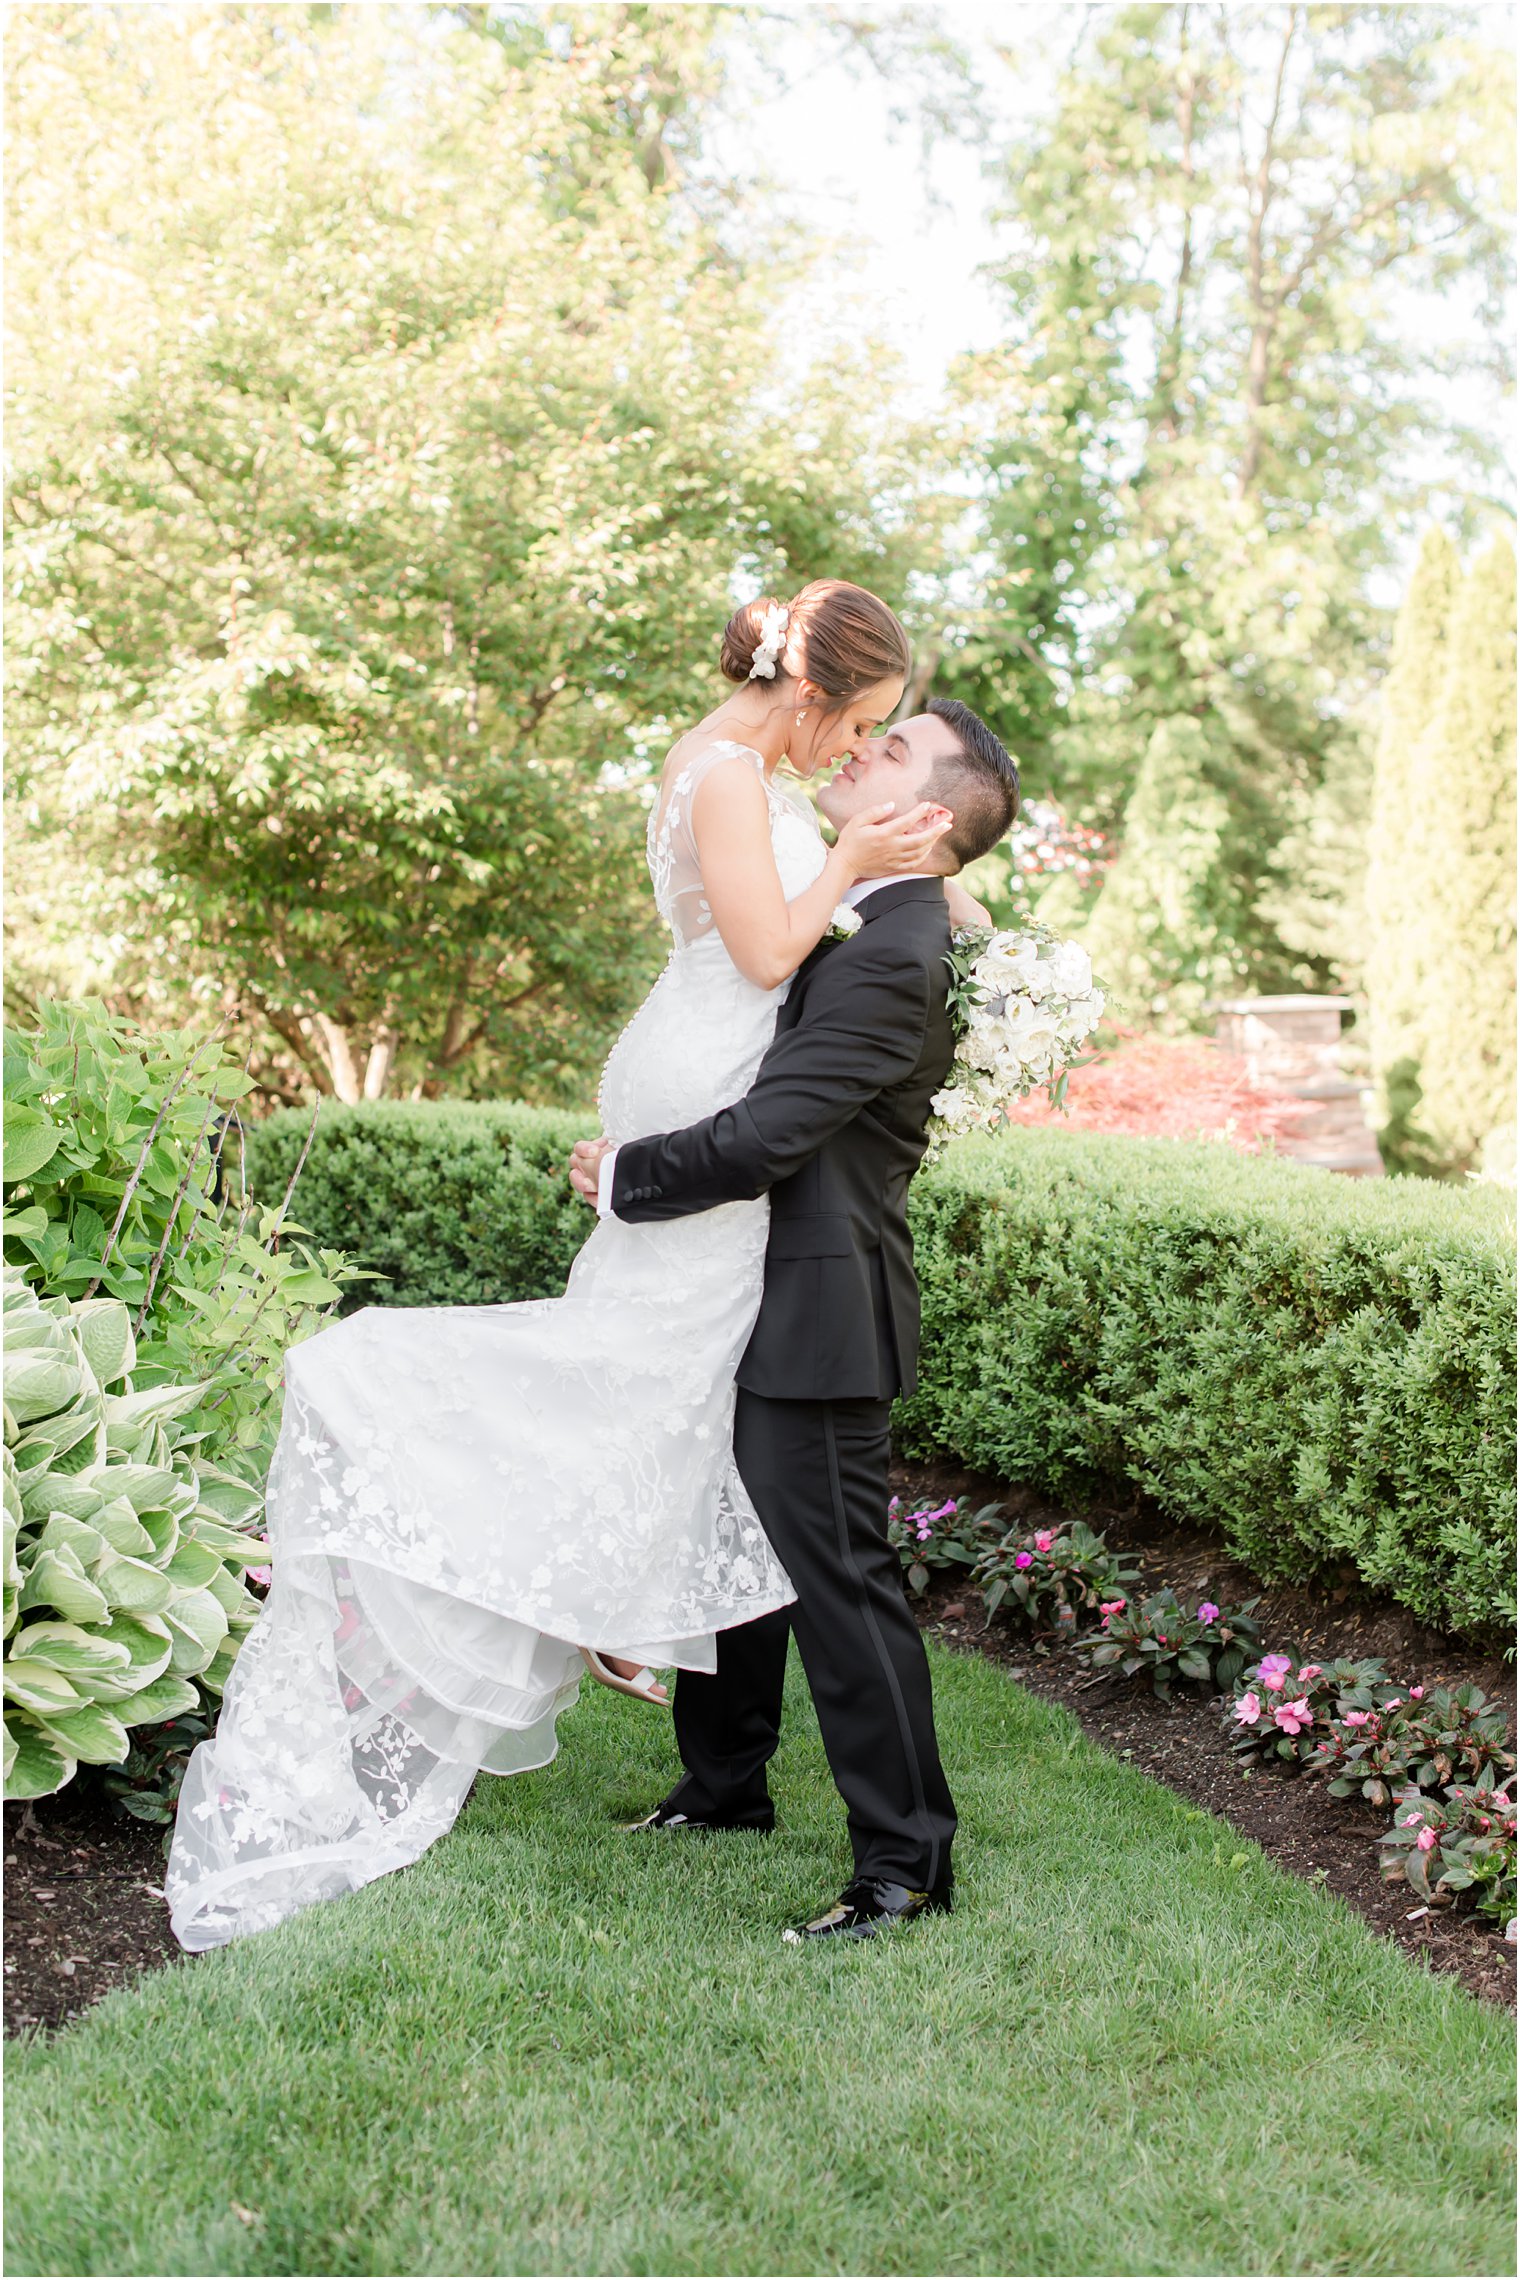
[[724, 3, 1038, 412]]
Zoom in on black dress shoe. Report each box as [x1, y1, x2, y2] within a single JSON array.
[[782, 1874, 952, 1943], [623, 1801, 775, 1834]]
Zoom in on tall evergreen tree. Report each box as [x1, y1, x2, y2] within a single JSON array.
[[1364, 526, 1461, 1150], [1082, 717, 1243, 1026], [1411, 541, 1517, 1169]]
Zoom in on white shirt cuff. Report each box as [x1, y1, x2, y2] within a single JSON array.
[[596, 1146, 620, 1217]]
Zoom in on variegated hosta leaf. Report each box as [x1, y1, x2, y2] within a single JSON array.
[[83, 1614, 174, 1702], [35, 1700, 130, 1767], [195, 1466, 265, 1527], [126, 1672, 202, 1723], [4, 1717, 74, 1799], [17, 1621, 133, 1678], [5, 1357, 83, 1424], [20, 1470, 106, 1525], [165, 1588, 229, 1675], [18, 1544, 111, 1626], [71, 1299, 136, 1389], [3, 1656, 86, 1716]]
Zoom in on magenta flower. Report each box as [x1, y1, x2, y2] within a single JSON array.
[[1034, 1530, 1054, 1552], [1341, 1710, 1371, 1727], [1408, 1686, 1424, 1699], [1014, 1550, 1033, 1570], [1257, 1654, 1292, 1692], [1197, 1602, 1220, 1626], [1233, 1692, 1262, 1725], [246, 1565, 272, 1590], [1100, 1598, 1127, 1616], [1415, 1827, 1438, 1853], [1274, 1696, 1313, 1735]]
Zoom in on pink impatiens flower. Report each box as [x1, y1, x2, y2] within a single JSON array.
[[1257, 1653, 1292, 1692], [1415, 1827, 1438, 1852], [1297, 1665, 1323, 1682], [1273, 1696, 1313, 1735], [1014, 1550, 1033, 1570], [1034, 1530, 1054, 1552], [1233, 1692, 1263, 1725], [1408, 1686, 1424, 1699], [1341, 1710, 1371, 1727], [1197, 1602, 1220, 1625]]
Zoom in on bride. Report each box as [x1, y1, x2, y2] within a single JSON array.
[[168, 579, 979, 1951]]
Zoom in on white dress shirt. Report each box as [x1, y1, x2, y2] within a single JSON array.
[[595, 874, 942, 1215]]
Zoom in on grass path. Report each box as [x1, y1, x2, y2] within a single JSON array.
[[5, 1645, 1514, 2278]]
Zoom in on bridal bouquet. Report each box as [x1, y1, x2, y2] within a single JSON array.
[[930, 921, 1105, 1151]]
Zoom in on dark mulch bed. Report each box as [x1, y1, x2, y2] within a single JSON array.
[[5, 1789, 177, 2039], [7, 1468, 1514, 2034], [893, 1456, 1517, 2011]]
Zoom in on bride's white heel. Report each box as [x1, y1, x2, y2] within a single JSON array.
[[578, 1646, 669, 1706]]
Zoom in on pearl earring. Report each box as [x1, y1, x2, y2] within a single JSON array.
[[796, 712, 805, 726]]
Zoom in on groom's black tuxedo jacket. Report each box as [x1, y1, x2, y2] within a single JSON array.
[[610, 877, 955, 1402]]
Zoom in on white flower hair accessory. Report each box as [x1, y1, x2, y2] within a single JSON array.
[[748, 602, 791, 681]]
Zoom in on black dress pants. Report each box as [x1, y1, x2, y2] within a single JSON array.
[[664, 1390, 957, 1892]]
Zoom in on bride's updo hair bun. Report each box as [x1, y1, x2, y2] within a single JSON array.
[[719, 579, 911, 700], [720, 597, 784, 685]]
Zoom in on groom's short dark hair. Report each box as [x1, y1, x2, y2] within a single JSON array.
[[925, 698, 1020, 868]]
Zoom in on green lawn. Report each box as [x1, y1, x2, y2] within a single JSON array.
[[5, 1645, 1514, 2279]]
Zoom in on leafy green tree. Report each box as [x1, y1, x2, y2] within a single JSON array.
[[1407, 541, 1517, 1170], [936, 3, 1513, 1007], [5, 6, 922, 1103]]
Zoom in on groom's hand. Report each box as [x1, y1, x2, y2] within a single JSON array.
[[570, 1136, 615, 1205]]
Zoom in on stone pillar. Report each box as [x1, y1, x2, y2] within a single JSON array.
[[1210, 996, 1383, 1177]]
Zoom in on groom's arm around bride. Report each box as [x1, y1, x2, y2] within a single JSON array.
[[573, 703, 1019, 1941]]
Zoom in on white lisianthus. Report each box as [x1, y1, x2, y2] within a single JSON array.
[[826, 904, 862, 942]]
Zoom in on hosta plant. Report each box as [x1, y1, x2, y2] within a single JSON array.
[[973, 1519, 1141, 1642], [1225, 1652, 1395, 1767], [4, 1268, 267, 1800], [1307, 1681, 1517, 1809], [4, 1000, 362, 1487], [1074, 1587, 1263, 1700], [1380, 1772, 1517, 1923], [888, 1496, 1006, 1598]]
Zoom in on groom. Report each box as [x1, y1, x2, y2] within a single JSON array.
[[571, 699, 1019, 1940]]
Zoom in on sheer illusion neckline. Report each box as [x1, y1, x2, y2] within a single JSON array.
[[652, 736, 770, 841]]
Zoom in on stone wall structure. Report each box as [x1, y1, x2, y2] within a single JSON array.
[[1210, 996, 1384, 1177]]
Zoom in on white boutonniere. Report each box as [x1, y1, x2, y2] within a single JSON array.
[[826, 904, 863, 943]]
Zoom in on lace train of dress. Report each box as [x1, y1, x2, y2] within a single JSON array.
[[167, 743, 825, 1950]]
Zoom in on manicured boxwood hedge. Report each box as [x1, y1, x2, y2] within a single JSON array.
[[244, 1106, 1516, 1644], [242, 1102, 594, 1312], [902, 1133, 1516, 1646]]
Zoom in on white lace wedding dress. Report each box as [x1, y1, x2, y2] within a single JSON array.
[[168, 743, 825, 1950]]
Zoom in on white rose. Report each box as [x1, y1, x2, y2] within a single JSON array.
[[1045, 940, 1093, 998], [980, 929, 1040, 978]]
